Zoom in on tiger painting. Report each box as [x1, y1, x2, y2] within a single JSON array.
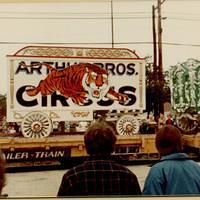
[[24, 62, 129, 105]]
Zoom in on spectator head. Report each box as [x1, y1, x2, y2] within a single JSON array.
[[84, 121, 117, 156], [167, 113, 171, 117], [0, 151, 5, 195], [155, 125, 183, 156]]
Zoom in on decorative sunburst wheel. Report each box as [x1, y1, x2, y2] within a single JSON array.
[[21, 111, 52, 138], [116, 114, 140, 135], [176, 113, 199, 134]]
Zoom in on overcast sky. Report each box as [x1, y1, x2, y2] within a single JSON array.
[[0, 0, 200, 94]]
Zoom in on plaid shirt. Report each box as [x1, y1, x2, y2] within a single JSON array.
[[57, 157, 141, 196]]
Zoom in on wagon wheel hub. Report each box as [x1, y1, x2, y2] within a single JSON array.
[[123, 122, 134, 133], [31, 122, 42, 133], [21, 111, 52, 138], [116, 114, 140, 135]]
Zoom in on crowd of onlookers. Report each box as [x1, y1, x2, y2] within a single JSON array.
[[0, 116, 19, 134], [57, 121, 200, 196], [140, 112, 175, 134], [0, 120, 199, 197], [0, 111, 199, 196]]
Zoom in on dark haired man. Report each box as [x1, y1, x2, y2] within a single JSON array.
[[57, 121, 141, 196], [0, 150, 6, 197], [143, 125, 200, 195]]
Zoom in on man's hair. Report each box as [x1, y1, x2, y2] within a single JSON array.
[[0, 151, 5, 194], [155, 125, 183, 156], [84, 121, 117, 156]]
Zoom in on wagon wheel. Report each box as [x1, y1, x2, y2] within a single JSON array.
[[176, 113, 199, 134], [21, 111, 52, 138], [116, 114, 140, 136]]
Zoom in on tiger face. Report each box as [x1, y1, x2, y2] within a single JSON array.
[[82, 68, 110, 101]]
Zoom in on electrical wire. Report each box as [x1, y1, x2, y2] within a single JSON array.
[[0, 15, 199, 21], [0, 41, 200, 47], [0, 10, 200, 21], [165, 17, 200, 21], [0, 16, 152, 19]]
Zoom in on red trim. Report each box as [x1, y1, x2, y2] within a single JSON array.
[[7, 45, 144, 60], [7, 54, 144, 61]]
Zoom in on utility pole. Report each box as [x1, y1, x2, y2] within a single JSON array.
[[152, 4, 159, 119], [157, 0, 164, 114], [151, 0, 165, 118], [111, 0, 114, 48], [157, 0, 164, 86], [152, 5, 157, 81]]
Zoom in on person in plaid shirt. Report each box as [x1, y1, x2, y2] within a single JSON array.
[[57, 121, 141, 196]]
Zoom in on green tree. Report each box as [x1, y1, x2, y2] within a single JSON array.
[[163, 70, 171, 103], [145, 56, 170, 118], [0, 94, 6, 121]]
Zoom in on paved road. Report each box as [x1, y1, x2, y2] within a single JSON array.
[[2, 164, 150, 197]]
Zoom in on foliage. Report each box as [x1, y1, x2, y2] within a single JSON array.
[[145, 56, 171, 117], [0, 94, 6, 121]]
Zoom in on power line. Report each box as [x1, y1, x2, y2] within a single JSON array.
[[0, 11, 150, 15], [163, 11, 200, 16], [1, 10, 200, 17], [162, 42, 200, 47], [0, 41, 200, 47], [166, 17, 200, 21], [1, 10, 200, 21], [0, 16, 200, 21], [8, 11, 200, 17], [0, 16, 152, 19]]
